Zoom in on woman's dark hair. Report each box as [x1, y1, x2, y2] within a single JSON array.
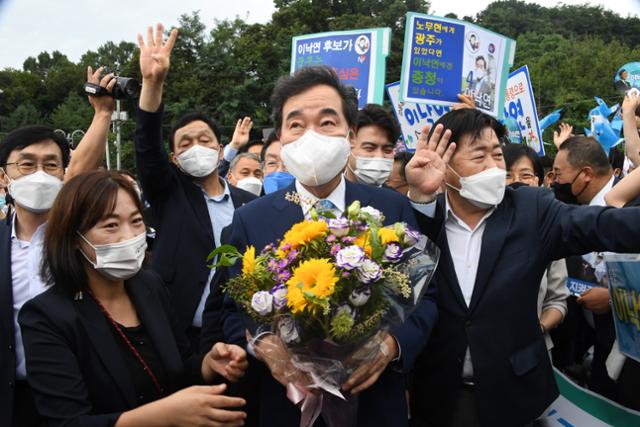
[[0, 125, 70, 167], [502, 144, 545, 185], [42, 170, 144, 294], [271, 65, 358, 135], [428, 108, 506, 148]]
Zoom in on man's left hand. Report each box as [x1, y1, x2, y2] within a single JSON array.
[[341, 334, 399, 395], [86, 66, 116, 115]]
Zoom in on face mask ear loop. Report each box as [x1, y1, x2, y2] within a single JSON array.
[[445, 164, 462, 193], [75, 231, 98, 267]]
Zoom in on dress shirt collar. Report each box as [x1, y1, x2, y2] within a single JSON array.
[[10, 212, 48, 245], [444, 191, 495, 232], [200, 178, 231, 203], [589, 175, 615, 207]]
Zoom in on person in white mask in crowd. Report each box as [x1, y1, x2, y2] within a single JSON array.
[[260, 131, 296, 194], [406, 108, 640, 427], [19, 170, 248, 427], [207, 64, 437, 427], [132, 24, 257, 351], [344, 103, 399, 187], [226, 153, 264, 197], [0, 65, 121, 427]]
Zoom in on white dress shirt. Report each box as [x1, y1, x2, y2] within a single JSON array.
[[11, 215, 49, 379], [295, 177, 346, 218], [412, 194, 495, 378]]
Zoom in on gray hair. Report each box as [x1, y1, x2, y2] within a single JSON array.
[[229, 152, 261, 174]]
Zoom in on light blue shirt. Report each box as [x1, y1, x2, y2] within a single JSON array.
[[192, 179, 235, 327]]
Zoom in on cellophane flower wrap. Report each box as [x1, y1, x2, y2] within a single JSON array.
[[210, 195, 440, 426]]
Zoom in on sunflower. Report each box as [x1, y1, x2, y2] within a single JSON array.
[[242, 245, 256, 276], [286, 258, 338, 314], [355, 227, 400, 256], [278, 220, 328, 257]]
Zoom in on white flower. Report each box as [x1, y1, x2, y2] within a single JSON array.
[[251, 291, 273, 316], [349, 286, 372, 307], [384, 243, 403, 263], [355, 259, 382, 284], [335, 245, 365, 270], [328, 217, 350, 237], [360, 206, 383, 221], [278, 316, 301, 344], [336, 304, 356, 318], [270, 285, 288, 310]]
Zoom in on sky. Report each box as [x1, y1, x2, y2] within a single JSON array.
[[0, 0, 638, 70]]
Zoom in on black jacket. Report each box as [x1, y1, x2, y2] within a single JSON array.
[[134, 105, 256, 331], [18, 270, 204, 427], [0, 214, 17, 427], [410, 186, 640, 426]]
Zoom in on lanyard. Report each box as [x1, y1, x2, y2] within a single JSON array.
[[85, 289, 164, 395]]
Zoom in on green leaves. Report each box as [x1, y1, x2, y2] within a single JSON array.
[[207, 244, 242, 268]]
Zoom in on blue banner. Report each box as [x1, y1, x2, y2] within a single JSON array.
[[605, 254, 640, 363], [291, 29, 391, 108]]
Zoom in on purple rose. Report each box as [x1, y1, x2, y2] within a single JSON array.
[[384, 243, 403, 263], [270, 284, 288, 310], [328, 217, 350, 237], [251, 291, 273, 316], [355, 259, 382, 284], [403, 228, 422, 247], [335, 245, 365, 270]]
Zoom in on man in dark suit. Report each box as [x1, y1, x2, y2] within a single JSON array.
[[134, 28, 256, 349], [0, 67, 118, 427], [205, 65, 438, 427], [405, 108, 640, 426]]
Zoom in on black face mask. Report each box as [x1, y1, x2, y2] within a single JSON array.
[[552, 170, 584, 205]]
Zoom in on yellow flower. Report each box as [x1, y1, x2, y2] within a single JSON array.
[[286, 258, 338, 314], [355, 227, 400, 256], [278, 220, 328, 257], [242, 246, 256, 276]]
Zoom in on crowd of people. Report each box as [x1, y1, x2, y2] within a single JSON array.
[[1, 23, 640, 427]]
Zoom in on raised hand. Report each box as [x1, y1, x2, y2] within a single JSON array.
[[405, 124, 456, 202], [202, 342, 249, 383], [452, 93, 476, 110], [622, 91, 640, 118], [137, 23, 178, 84], [86, 66, 115, 115], [229, 117, 254, 150], [553, 123, 574, 149]]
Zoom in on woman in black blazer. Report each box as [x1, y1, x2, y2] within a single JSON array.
[[19, 170, 248, 427]]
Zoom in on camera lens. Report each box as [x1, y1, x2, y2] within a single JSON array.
[[113, 77, 141, 100]]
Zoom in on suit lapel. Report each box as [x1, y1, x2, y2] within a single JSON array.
[[270, 183, 304, 238], [0, 216, 15, 354], [128, 277, 183, 382], [75, 295, 137, 407], [468, 202, 513, 313], [183, 176, 214, 242]]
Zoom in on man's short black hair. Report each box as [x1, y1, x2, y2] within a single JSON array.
[[502, 143, 544, 185], [0, 125, 70, 168], [394, 151, 413, 180], [559, 136, 611, 176], [619, 69, 627, 78], [170, 112, 222, 152], [428, 108, 506, 148], [357, 104, 400, 144], [261, 130, 279, 161], [608, 145, 625, 171], [238, 139, 264, 157], [270, 66, 358, 135]]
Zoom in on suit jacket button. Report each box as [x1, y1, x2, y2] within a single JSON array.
[[465, 320, 471, 327]]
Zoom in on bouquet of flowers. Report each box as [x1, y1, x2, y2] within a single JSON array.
[[210, 195, 439, 426]]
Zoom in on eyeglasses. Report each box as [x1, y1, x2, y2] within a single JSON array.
[[5, 161, 64, 176], [506, 172, 536, 183]]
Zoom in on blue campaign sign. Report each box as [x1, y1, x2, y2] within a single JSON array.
[[291, 28, 391, 108], [502, 65, 544, 155], [605, 254, 640, 363], [400, 12, 516, 118], [385, 81, 451, 152]]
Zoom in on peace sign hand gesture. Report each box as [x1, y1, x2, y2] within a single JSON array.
[[405, 124, 456, 203], [137, 23, 178, 85]]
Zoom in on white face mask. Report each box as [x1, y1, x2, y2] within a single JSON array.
[[176, 144, 220, 178], [235, 176, 262, 196], [280, 130, 351, 186], [78, 232, 147, 281], [475, 67, 486, 80], [9, 171, 63, 213], [350, 155, 394, 186], [447, 166, 506, 209]]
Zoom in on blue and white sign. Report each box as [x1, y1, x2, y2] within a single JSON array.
[[291, 28, 391, 108], [503, 66, 544, 155], [386, 81, 451, 152], [400, 13, 516, 118], [605, 253, 640, 363]]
